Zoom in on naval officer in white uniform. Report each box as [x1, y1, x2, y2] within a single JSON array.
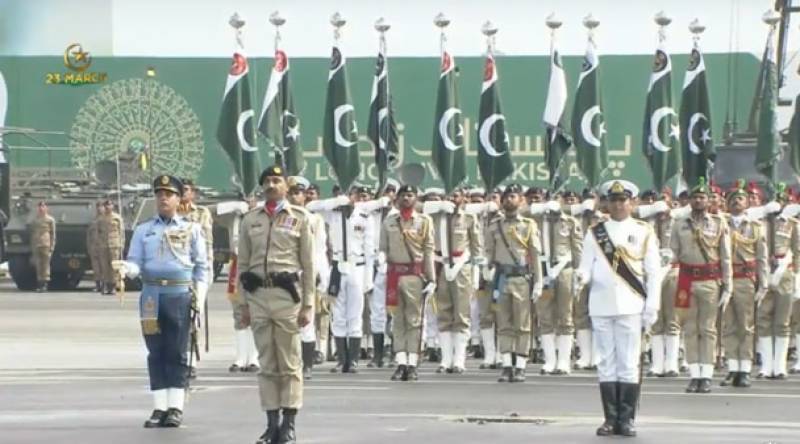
[[576, 180, 662, 438]]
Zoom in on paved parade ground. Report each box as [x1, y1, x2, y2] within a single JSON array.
[[2, 282, 800, 444]]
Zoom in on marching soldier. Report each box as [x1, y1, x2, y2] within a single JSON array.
[[535, 194, 582, 375], [306, 183, 375, 374], [572, 190, 603, 369], [485, 184, 543, 383], [87, 201, 103, 292], [305, 183, 332, 364], [236, 166, 315, 444], [425, 188, 482, 374], [380, 184, 435, 382], [757, 185, 800, 379], [577, 180, 662, 438], [471, 188, 503, 369], [121, 175, 208, 428], [420, 188, 444, 363], [31, 201, 56, 292], [720, 181, 768, 387], [670, 179, 732, 393], [98, 199, 125, 295]]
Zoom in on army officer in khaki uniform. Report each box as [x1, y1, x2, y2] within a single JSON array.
[[31, 201, 56, 292], [99, 200, 125, 295], [237, 165, 315, 444]]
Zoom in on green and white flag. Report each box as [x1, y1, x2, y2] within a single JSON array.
[[431, 48, 465, 194], [754, 31, 781, 181], [477, 54, 513, 192], [216, 50, 261, 196], [642, 44, 681, 190], [790, 94, 800, 176], [571, 37, 608, 188], [322, 43, 360, 190], [368, 41, 398, 192], [258, 48, 304, 176], [679, 45, 714, 188], [543, 45, 572, 191]]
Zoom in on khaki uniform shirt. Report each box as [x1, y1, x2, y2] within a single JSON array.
[[379, 211, 435, 282], [670, 212, 733, 291], [764, 214, 800, 272], [726, 214, 769, 288], [178, 202, 214, 265], [485, 212, 543, 284], [99, 212, 125, 250], [238, 203, 315, 308], [540, 212, 583, 270], [32, 214, 56, 250], [430, 209, 482, 261]]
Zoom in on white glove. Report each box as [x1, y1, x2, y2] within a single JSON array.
[[530, 282, 543, 302], [769, 258, 790, 289], [545, 200, 561, 213], [440, 201, 456, 214], [569, 204, 583, 217], [194, 281, 209, 316], [573, 269, 589, 287], [582, 199, 596, 213], [641, 308, 658, 329], [542, 276, 554, 288], [781, 203, 800, 218], [718, 290, 732, 308], [379, 196, 391, 208], [334, 195, 351, 207], [670, 206, 691, 219], [637, 200, 670, 218], [764, 200, 782, 214], [659, 248, 674, 267], [482, 266, 496, 282], [113, 260, 140, 279], [422, 281, 436, 297], [471, 256, 487, 266], [755, 288, 768, 304], [485, 201, 499, 213]]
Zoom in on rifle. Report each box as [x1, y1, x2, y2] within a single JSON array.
[[186, 288, 200, 390]]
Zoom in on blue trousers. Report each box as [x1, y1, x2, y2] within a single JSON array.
[[143, 292, 191, 390]]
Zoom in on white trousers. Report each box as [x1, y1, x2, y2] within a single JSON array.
[[370, 269, 388, 333], [301, 309, 316, 343], [331, 265, 365, 338], [592, 314, 642, 384], [424, 297, 439, 346]]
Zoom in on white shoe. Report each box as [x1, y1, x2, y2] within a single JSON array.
[[649, 335, 665, 375], [541, 334, 556, 374], [757, 337, 774, 378], [555, 335, 572, 374]]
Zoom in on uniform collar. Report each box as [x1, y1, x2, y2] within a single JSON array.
[[156, 214, 182, 225]]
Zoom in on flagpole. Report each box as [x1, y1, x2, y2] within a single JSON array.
[[582, 13, 601, 191], [375, 17, 390, 193], [762, 9, 780, 191], [689, 18, 710, 184], [269, 11, 287, 175], [545, 13, 563, 192]]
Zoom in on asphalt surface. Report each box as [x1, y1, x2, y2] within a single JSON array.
[[2, 281, 800, 444]]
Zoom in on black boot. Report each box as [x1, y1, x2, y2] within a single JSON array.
[[497, 367, 513, 383], [368, 333, 385, 368], [95, 281, 102, 292], [162, 408, 183, 428], [406, 365, 419, 381], [391, 365, 407, 381], [143, 409, 166, 428], [720, 372, 735, 387], [346, 337, 360, 373], [596, 382, 618, 436], [35, 281, 44, 293], [511, 367, 526, 383], [617, 383, 638, 437], [330, 337, 347, 373], [256, 410, 280, 444], [737, 371, 751, 388], [685, 378, 700, 393], [697, 378, 712, 393], [277, 408, 296, 444], [301, 342, 315, 381]]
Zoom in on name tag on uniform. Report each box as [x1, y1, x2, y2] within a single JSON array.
[[413, 218, 423, 231], [280, 216, 298, 229]]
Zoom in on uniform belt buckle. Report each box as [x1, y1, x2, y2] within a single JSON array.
[[160, 279, 169, 286], [691, 269, 701, 277]]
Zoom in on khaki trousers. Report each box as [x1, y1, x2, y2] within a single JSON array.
[[679, 280, 719, 365], [435, 264, 473, 333], [535, 268, 575, 336], [496, 276, 532, 355], [722, 278, 755, 361], [391, 275, 424, 353]]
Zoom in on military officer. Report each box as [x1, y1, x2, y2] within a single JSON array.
[[572, 190, 604, 369], [31, 201, 56, 292], [476, 187, 505, 369], [485, 184, 543, 383], [237, 166, 315, 444], [87, 201, 104, 292], [670, 179, 732, 393], [121, 175, 208, 428], [577, 180, 662, 437], [424, 188, 482, 374], [756, 185, 800, 379], [381, 184, 435, 381], [98, 199, 125, 295], [305, 183, 332, 364], [535, 193, 582, 375], [306, 183, 375, 374], [719, 181, 768, 388]]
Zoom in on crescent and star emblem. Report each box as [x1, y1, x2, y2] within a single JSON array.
[[333, 104, 357, 148], [438, 107, 463, 151], [580, 105, 606, 148], [687, 112, 710, 155], [236, 109, 257, 152], [649, 107, 679, 153], [377, 107, 389, 150], [479, 114, 509, 158]]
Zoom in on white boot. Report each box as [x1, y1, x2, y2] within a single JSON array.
[[452, 332, 468, 372], [245, 328, 260, 368], [649, 335, 665, 376], [395, 351, 408, 366], [318, 336, 329, 361], [167, 388, 185, 411], [480, 328, 496, 367], [541, 334, 557, 374], [408, 352, 419, 367], [664, 335, 681, 375], [689, 363, 700, 379], [757, 336, 774, 377], [555, 335, 572, 374], [231, 329, 247, 370], [740, 359, 752, 374], [575, 329, 592, 369], [438, 331, 453, 372], [794, 334, 800, 372], [152, 389, 167, 411], [774, 336, 790, 378]]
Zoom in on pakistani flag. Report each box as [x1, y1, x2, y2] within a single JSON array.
[[642, 44, 681, 190], [571, 38, 608, 187], [543, 46, 572, 191], [431, 49, 465, 194], [323, 44, 360, 190], [0, 69, 8, 216], [216, 51, 261, 196], [790, 94, 800, 175], [754, 33, 781, 181], [258, 49, 304, 176], [477, 54, 514, 191], [679, 46, 714, 188], [367, 46, 398, 192]]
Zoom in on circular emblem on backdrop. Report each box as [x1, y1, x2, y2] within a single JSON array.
[[63, 43, 92, 72], [69, 78, 204, 184]]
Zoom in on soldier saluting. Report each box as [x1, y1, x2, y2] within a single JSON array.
[[236, 166, 315, 444], [31, 201, 56, 292], [577, 180, 662, 438], [120, 175, 208, 428]]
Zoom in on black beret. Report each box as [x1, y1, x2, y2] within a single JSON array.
[[153, 175, 183, 196], [398, 184, 418, 195], [259, 165, 285, 185], [502, 183, 524, 198]]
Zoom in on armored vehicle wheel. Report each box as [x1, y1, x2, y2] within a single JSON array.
[[49, 272, 84, 291], [8, 255, 37, 291]]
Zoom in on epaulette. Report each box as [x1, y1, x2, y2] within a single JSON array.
[[286, 204, 311, 219]]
